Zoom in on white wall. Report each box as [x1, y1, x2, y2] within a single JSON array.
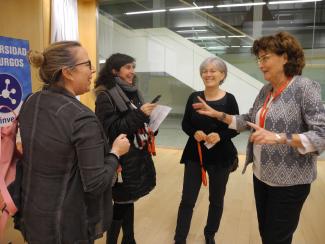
[[99, 14, 264, 113]]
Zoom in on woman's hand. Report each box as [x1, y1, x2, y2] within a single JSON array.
[[194, 130, 207, 142], [206, 132, 220, 144], [140, 103, 157, 116], [192, 96, 219, 118], [247, 122, 282, 144], [193, 96, 232, 125], [111, 134, 130, 157]]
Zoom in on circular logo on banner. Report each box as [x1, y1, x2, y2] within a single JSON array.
[[0, 73, 23, 126]]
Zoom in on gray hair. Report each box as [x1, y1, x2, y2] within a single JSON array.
[[199, 56, 228, 84]]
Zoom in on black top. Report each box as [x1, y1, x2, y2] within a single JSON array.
[[180, 91, 239, 167]]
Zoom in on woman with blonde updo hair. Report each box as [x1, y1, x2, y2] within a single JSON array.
[[18, 41, 130, 244]]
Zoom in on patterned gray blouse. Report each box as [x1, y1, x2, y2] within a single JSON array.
[[236, 76, 325, 185]]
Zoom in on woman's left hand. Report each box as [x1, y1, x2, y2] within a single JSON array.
[[247, 122, 279, 145], [141, 103, 157, 116], [206, 132, 220, 144]]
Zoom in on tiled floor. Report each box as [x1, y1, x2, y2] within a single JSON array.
[[156, 115, 325, 160]]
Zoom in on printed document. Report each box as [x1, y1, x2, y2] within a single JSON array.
[[149, 105, 172, 132]]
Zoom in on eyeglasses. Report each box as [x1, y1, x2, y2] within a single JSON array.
[[49, 60, 92, 83], [256, 54, 271, 64], [202, 69, 219, 74], [68, 60, 92, 69]]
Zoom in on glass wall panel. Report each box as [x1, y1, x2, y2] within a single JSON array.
[[98, 0, 325, 154]]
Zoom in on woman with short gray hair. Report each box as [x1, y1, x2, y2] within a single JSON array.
[[174, 56, 239, 244], [199, 57, 228, 85]]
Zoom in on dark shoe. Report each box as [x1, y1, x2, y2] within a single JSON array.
[[121, 237, 136, 244], [205, 236, 215, 244], [174, 241, 186, 244], [106, 220, 122, 244]]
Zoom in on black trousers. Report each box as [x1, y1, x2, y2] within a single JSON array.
[[113, 203, 135, 241], [253, 175, 310, 244], [174, 160, 230, 242]]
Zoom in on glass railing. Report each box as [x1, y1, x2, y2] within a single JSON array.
[[98, 0, 325, 102]]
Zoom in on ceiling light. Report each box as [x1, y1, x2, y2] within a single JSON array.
[[176, 29, 208, 33], [125, 9, 166, 15], [242, 45, 253, 48], [206, 46, 228, 50], [231, 46, 241, 48], [198, 36, 226, 39], [228, 35, 246, 38], [268, 0, 322, 4], [193, 2, 198, 7], [217, 2, 266, 8], [169, 6, 214, 11]]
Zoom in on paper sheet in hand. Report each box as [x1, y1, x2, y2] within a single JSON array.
[[204, 142, 216, 149], [149, 105, 172, 132]]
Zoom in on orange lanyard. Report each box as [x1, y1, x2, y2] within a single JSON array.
[[197, 142, 207, 187], [259, 79, 290, 128], [147, 128, 156, 156]]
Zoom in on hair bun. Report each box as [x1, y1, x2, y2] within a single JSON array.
[[28, 50, 45, 68]]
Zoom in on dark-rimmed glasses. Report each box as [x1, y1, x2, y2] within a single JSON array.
[[68, 60, 92, 69], [256, 54, 271, 64], [50, 60, 92, 83]]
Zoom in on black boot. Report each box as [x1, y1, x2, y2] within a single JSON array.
[[106, 220, 122, 244], [205, 236, 215, 244]]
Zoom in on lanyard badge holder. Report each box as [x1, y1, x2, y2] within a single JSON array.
[[197, 142, 207, 186]]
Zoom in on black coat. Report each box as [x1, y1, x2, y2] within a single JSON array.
[[19, 87, 118, 243], [95, 82, 156, 202]]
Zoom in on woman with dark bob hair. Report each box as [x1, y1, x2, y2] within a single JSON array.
[[192, 32, 325, 244], [95, 53, 157, 244]]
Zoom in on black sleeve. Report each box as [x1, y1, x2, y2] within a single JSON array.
[[218, 93, 240, 141], [71, 111, 118, 197], [95, 92, 149, 140], [181, 92, 196, 136]]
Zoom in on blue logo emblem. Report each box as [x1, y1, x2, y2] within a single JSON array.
[[0, 73, 22, 113]]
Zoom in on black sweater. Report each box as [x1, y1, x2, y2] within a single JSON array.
[[180, 91, 239, 167]]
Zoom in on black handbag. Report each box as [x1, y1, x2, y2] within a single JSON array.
[[113, 146, 156, 201], [229, 155, 239, 173]]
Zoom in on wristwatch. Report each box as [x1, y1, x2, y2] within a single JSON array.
[[286, 133, 293, 145], [218, 112, 226, 122], [275, 133, 282, 144]]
